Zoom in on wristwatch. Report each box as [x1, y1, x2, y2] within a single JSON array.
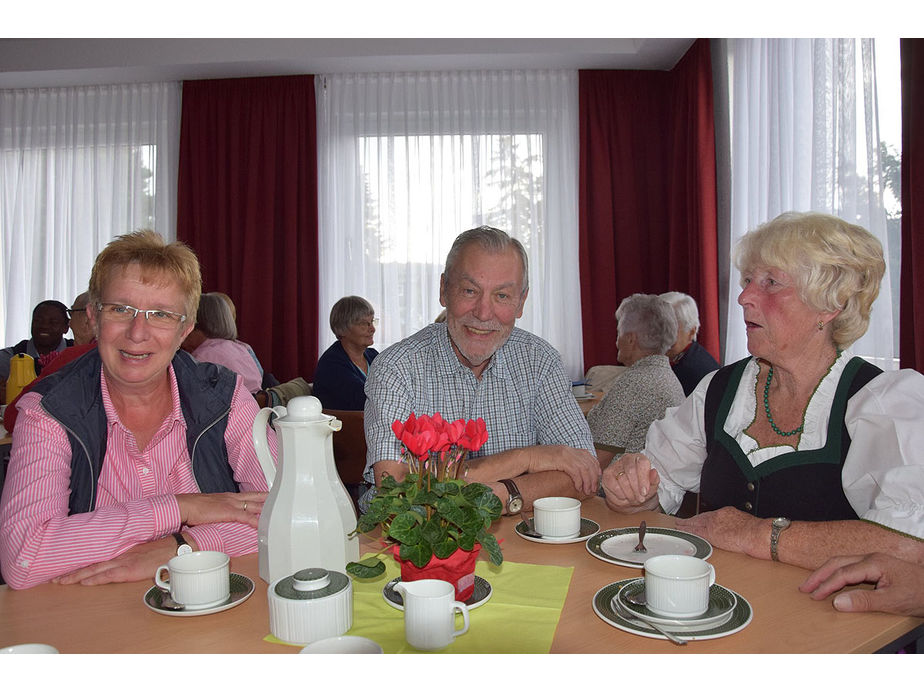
[[769, 517, 791, 562], [173, 532, 193, 556], [499, 478, 524, 515]]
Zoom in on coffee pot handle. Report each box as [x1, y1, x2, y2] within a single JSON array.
[[252, 406, 286, 489]]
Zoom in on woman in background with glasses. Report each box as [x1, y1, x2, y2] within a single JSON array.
[[0, 230, 276, 589], [312, 295, 379, 411]]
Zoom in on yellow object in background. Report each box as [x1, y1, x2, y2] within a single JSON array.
[[5, 353, 36, 403]]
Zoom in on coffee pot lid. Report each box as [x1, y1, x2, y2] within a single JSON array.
[[276, 396, 333, 423], [273, 568, 350, 600]]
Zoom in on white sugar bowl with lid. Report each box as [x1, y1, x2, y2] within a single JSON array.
[[268, 567, 353, 645]]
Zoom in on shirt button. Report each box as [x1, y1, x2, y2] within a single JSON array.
[[142, 467, 150, 475], [746, 482, 755, 492], [744, 501, 753, 511]]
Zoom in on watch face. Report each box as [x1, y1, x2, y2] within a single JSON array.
[[508, 497, 523, 514], [773, 517, 791, 529], [177, 544, 193, 555]]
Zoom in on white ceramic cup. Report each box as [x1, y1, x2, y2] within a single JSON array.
[[394, 579, 470, 651], [299, 636, 383, 654], [532, 496, 581, 538], [571, 383, 586, 397], [0, 643, 59, 654], [154, 550, 230, 609], [643, 554, 716, 618]]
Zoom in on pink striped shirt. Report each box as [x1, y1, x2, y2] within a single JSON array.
[[0, 365, 277, 589]]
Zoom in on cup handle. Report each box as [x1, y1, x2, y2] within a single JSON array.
[[452, 601, 470, 638], [707, 563, 716, 586], [155, 565, 171, 591]]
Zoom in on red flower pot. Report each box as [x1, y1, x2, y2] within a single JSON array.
[[393, 544, 480, 601]]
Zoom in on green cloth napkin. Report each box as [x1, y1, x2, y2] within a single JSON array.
[[266, 555, 573, 653]]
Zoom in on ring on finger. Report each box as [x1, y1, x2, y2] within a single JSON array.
[[614, 470, 626, 480], [243, 501, 248, 512]]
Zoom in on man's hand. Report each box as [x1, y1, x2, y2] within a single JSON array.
[[53, 535, 180, 586], [175, 491, 267, 529], [601, 453, 660, 513], [799, 553, 924, 618], [527, 445, 600, 496]]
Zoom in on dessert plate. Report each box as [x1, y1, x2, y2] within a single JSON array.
[[594, 578, 752, 641], [616, 578, 737, 630], [586, 527, 712, 568], [144, 573, 254, 617]]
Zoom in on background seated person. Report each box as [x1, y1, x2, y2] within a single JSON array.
[[588, 294, 685, 459], [660, 290, 720, 396], [181, 292, 264, 395], [1, 299, 72, 402], [0, 230, 275, 589], [4, 291, 97, 433], [602, 212, 924, 571], [361, 226, 600, 515], [312, 295, 379, 411]]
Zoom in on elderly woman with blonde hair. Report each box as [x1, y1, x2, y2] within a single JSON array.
[[603, 212, 924, 570]]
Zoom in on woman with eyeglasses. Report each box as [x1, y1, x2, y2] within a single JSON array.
[[311, 295, 379, 410], [0, 230, 276, 589]]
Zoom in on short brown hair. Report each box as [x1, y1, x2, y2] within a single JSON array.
[[88, 229, 202, 318]]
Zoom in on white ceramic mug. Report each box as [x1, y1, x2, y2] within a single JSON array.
[[299, 636, 383, 654], [644, 554, 716, 618], [154, 550, 230, 609], [533, 496, 581, 538], [394, 579, 470, 651]]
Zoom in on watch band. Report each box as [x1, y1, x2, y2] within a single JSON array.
[[769, 518, 791, 562], [173, 532, 192, 556], [499, 478, 523, 514]]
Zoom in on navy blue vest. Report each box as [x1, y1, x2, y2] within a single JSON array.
[[30, 348, 240, 515], [699, 356, 882, 520]]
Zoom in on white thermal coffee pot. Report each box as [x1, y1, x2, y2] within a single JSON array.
[[252, 396, 360, 584]]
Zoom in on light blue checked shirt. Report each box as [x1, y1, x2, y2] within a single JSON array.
[[362, 323, 594, 490]]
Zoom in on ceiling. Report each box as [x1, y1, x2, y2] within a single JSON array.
[[0, 38, 697, 89]]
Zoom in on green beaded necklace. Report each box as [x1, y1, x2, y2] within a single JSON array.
[[763, 365, 802, 437], [763, 350, 842, 437]]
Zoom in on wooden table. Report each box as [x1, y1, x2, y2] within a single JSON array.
[[0, 498, 920, 653], [577, 391, 602, 415]]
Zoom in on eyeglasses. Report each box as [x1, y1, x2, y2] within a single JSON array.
[[96, 302, 187, 329], [67, 308, 88, 317], [355, 317, 379, 329]]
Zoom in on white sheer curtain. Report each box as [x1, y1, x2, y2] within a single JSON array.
[[723, 39, 895, 368], [316, 70, 584, 378], [0, 82, 181, 347]]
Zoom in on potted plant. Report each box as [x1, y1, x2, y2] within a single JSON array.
[[345, 412, 503, 600]]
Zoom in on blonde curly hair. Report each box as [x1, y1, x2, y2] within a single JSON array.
[[734, 212, 884, 349]]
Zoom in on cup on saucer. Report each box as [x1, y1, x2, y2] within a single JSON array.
[[154, 550, 230, 609], [0, 643, 59, 654], [300, 636, 383, 654], [533, 496, 581, 538], [643, 554, 715, 619]]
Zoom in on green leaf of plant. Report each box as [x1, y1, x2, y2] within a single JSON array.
[[435, 497, 466, 527], [387, 512, 422, 545], [400, 540, 433, 568], [420, 517, 448, 546], [432, 535, 459, 559], [345, 558, 386, 578], [476, 530, 503, 565]]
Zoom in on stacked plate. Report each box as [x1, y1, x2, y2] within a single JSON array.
[[593, 577, 753, 641]]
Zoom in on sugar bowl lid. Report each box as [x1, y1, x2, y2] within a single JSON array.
[[273, 568, 350, 601]]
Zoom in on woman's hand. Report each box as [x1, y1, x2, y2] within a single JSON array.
[[53, 535, 181, 586], [601, 453, 661, 513], [175, 491, 268, 529], [675, 507, 770, 558]]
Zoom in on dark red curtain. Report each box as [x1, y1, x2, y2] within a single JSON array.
[[900, 39, 924, 372], [176, 76, 319, 383], [578, 39, 719, 369]]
